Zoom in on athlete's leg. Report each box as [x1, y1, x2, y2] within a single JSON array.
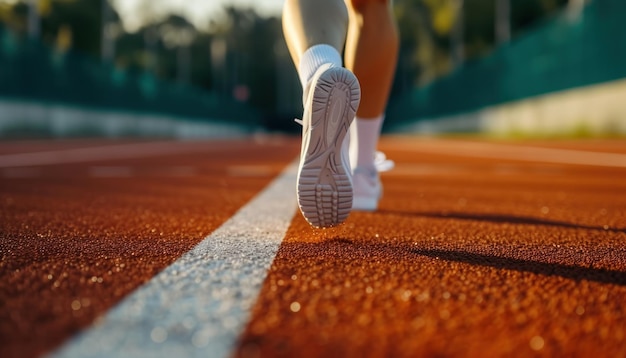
[[282, 0, 362, 228], [344, 0, 398, 119], [344, 0, 399, 210], [282, 0, 348, 68]]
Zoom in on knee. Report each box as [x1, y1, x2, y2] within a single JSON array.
[[348, 0, 390, 11]]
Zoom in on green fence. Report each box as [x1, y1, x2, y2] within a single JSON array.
[[387, 0, 626, 129], [0, 25, 260, 128]]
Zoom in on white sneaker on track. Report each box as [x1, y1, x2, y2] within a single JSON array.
[[296, 64, 361, 228], [352, 166, 382, 212], [352, 152, 395, 211]]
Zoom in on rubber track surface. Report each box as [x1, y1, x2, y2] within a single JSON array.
[[1, 137, 625, 357], [237, 138, 626, 357], [0, 138, 298, 358]]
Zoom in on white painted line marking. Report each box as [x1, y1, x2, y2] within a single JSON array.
[[385, 138, 626, 168], [50, 161, 299, 358], [1, 167, 41, 178], [89, 166, 133, 178], [0, 141, 235, 168]]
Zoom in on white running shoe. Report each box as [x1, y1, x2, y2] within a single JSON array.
[[352, 152, 394, 211], [296, 64, 361, 228]]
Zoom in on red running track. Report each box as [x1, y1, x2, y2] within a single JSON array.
[[1, 136, 625, 357]]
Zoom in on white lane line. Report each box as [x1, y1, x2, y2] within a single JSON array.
[[0, 141, 234, 168], [385, 138, 626, 168], [1, 167, 42, 178], [89, 166, 133, 178], [50, 161, 299, 358]]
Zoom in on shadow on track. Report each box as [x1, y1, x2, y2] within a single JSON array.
[[372, 210, 626, 285], [313, 237, 626, 287], [411, 249, 626, 286], [377, 210, 626, 234]]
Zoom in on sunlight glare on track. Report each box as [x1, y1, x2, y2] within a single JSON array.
[[0, 141, 232, 168], [385, 138, 626, 168]]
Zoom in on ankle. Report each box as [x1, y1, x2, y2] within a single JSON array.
[[298, 44, 342, 89], [354, 115, 384, 170]]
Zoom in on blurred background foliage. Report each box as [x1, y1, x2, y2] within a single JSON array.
[[0, 0, 571, 132]]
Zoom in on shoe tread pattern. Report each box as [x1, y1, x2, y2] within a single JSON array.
[[298, 67, 360, 228]]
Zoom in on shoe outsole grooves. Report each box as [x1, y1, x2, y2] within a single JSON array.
[[297, 66, 360, 228]]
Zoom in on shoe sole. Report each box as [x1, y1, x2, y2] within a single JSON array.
[[297, 67, 360, 228]]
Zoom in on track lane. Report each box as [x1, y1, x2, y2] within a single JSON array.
[[0, 137, 299, 358], [235, 137, 626, 357], [51, 161, 299, 358], [1, 136, 625, 357]]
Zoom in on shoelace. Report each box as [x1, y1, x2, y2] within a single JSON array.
[[295, 118, 395, 173]]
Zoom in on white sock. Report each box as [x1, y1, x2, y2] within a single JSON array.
[[298, 44, 342, 90], [351, 115, 384, 172]]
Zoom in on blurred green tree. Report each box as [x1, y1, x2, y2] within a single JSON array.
[[0, 0, 569, 130], [391, 0, 568, 93]]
